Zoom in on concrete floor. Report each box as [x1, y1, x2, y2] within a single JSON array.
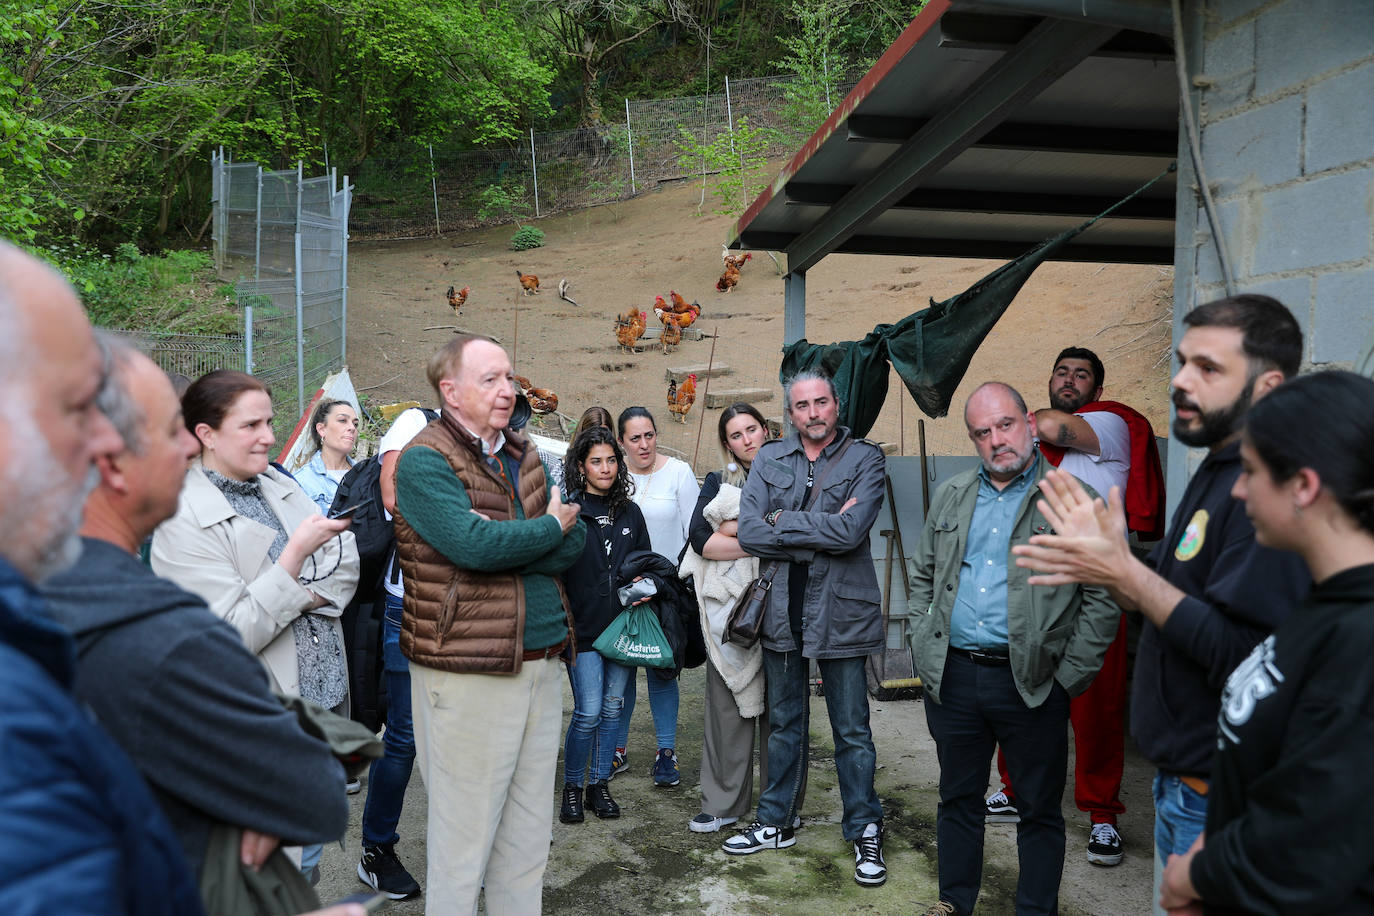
[[316, 664, 1157, 914]]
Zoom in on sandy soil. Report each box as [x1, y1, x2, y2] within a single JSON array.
[[344, 176, 1173, 465]]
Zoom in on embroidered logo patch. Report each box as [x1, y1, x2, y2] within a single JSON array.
[[1174, 509, 1208, 561]]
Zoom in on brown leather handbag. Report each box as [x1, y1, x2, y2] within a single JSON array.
[[723, 438, 854, 648]]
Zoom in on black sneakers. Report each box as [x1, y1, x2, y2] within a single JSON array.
[[560, 782, 585, 824], [1087, 822, 1124, 866], [853, 822, 887, 886], [357, 842, 421, 900], [586, 781, 621, 819], [984, 790, 1020, 824]]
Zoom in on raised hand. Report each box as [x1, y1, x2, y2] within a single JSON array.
[[1011, 469, 1132, 588]]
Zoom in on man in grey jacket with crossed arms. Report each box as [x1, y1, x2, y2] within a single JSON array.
[[728, 370, 890, 889]]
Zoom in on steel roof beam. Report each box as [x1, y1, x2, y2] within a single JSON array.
[[783, 183, 1175, 220], [782, 17, 1118, 276], [950, 0, 1172, 36], [744, 230, 1172, 265], [846, 116, 1177, 157]]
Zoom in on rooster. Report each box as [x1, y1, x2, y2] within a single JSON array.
[[667, 290, 701, 329], [446, 285, 470, 315], [515, 270, 540, 296], [668, 373, 697, 424], [514, 375, 559, 415], [660, 313, 682, 354], [615, 308, 647, 352], [722, 248, 753, 272], [716, 265, 740, 293]]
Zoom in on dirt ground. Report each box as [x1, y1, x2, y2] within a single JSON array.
[[320, 177, 1173, 912]]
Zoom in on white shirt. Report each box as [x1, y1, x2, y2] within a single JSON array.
[[629, 456, 699, 561], [378, 407, 438, 598], [1057, 410, 1131, 499]]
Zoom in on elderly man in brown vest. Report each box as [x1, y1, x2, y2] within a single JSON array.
[[393, 333, 584, 914]]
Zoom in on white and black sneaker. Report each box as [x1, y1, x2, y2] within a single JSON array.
[[984, 790, 1020, 824], [721, 821, 796, 855], [689, 813, 739, 833], [1087, 822, 1124, 866], [358, 842, 421, 900], [854, 822, 887, 886]]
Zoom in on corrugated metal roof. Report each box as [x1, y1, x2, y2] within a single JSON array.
[[730, 0, 1179, 270]]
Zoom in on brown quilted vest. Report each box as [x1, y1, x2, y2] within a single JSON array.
[[394, 411, 571, 674]]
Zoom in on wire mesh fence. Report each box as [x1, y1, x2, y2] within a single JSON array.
[[347, 74, 856, 240]]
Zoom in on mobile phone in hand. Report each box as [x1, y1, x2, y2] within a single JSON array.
[[328, 500, 368, 520]]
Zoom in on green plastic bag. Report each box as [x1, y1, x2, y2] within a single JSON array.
[[592, 603, 675, 669]]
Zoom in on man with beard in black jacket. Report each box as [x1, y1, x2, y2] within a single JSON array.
[[42, 334, 349, 888]]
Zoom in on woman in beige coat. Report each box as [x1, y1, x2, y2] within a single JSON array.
[[152, 370, 359, 702], [151, 370, 359, 880]]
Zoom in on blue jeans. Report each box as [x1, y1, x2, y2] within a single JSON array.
[[616, 668, 679, 752], [757, 649, 881, 843], [563, 649, 633, 784], [1153, 771, 1208, 861], [361, 596, 415, 847]]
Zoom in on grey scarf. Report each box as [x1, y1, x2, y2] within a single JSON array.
[[205, 470, 348, 709]]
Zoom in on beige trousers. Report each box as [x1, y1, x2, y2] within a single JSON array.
[[411, 657, 562, 916]]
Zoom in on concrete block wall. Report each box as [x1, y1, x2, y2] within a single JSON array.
[[1168, 0, 1374, 503], [1182, 0, 1374, 367]]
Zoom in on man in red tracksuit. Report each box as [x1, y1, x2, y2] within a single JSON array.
[[985, 346, 1164, 867]]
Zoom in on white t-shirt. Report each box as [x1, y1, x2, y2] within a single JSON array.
[[628, 456, 699, 561], [378, 407, 438, 599], [1057, 410, 1131, 500]]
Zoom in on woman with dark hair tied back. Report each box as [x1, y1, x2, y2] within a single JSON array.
[[151, 369, 360, 881], [294, 398, 359, 512], [557, 426, 652, 823], [613, 405, 700, 786], [678, 403, 801, 833], [1158, 370, 1374, 914]]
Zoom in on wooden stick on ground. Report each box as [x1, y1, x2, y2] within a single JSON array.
[[691, 325, 719, 471]]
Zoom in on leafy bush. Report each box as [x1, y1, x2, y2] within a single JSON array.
[[509, 226, 545, 250], [676, 117, 778, 218], [41, 242, 239, 335]]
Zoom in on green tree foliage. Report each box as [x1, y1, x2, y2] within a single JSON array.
[[676, 116, 775, 218], [1, 0, 553, 246]]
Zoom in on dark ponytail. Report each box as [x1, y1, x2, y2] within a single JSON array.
[[1245, 370, 1374, 533]]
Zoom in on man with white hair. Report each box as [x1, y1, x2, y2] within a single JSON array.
[[0, 241, 205, 914]]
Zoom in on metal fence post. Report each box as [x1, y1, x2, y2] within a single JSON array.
[[625, 98, 636, 195], [254, 166, 263, 281], [245, 304, 255, 375], [529, 127, 540, 219], [295, 232, 306, 419], [429, 144, 441, 236], [341, 178, 350, 366]]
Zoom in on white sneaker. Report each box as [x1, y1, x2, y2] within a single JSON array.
[[722, 821, 796, 855]]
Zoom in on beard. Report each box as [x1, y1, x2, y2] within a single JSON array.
[[1050, 385, 1092, 413], [981, 441, 1035, 480], [0, 405, 97, 582], [799, 416, 837, 443], [1172, 384, 1253, 449]]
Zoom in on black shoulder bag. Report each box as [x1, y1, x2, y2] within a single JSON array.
[[725, 438, 854, 647]]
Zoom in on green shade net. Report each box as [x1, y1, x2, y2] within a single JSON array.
[[780, 163, 1176, 436]]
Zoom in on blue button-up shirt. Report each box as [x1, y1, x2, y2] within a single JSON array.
[[949, 454, 1039, 652]]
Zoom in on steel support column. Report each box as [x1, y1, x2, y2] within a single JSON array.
[[784, 269, 806, 347]]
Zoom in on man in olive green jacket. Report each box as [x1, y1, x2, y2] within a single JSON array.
[[907, 382, 1118, 916]]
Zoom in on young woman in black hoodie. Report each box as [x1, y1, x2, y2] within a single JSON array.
[[558, 427, 652, 824], [1158, 370, 1374, 914]]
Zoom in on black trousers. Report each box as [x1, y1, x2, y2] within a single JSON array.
[[923, 650, 1070, 915]]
